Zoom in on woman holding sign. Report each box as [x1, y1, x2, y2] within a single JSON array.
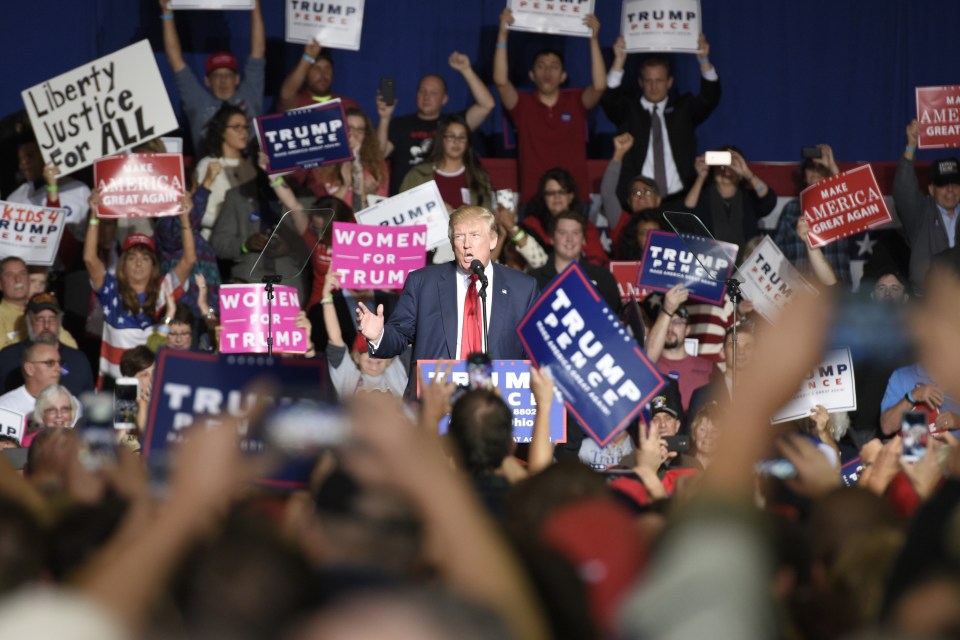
[[84, 192, 196, 383]]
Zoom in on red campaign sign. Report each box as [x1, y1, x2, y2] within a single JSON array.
[[916, 86, 960, 149], [800, 164, 891, 249], [93, 152, 185, 218], [609, 261, 651, 302]]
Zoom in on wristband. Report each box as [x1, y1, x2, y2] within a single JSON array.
[[511, 229, 526, 243], [905, 145, 917, 154], [157, 325, 170, 336], [271, 176, 286, 188], [241, 243, 250, 254], [302, 53, 316, 64], [496, 42, 507, 50], [662, 308, 674, 317], [696, 55, 710, 64], [752, 179, 766, 191], [89, 218, 100, 226], [906, 390, 917, 405], [46, 185, 58, 193], [161, 12, 174, 20], [320, 296, 334, 305]]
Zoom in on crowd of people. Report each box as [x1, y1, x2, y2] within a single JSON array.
[[1, 3, 960, 639]]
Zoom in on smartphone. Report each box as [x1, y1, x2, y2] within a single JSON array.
[[801, 146, 822, 160], [466, 352, 493, 390], [114, 377, 139, 431], [704, 150, 732, 166], [755, 459, 798, 479], [664, 434, 690, 454], [77, 392, 119, 471], [901, 410, 929, 462], [379, 77, 396, 106], [262, 403, 350, 456]]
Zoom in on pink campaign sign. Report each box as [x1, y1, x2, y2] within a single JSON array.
[[330, 222, 427, 289], [218, 284, 307, 354]]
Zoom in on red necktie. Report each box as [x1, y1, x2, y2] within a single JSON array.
[[460, 273, 482, 358]]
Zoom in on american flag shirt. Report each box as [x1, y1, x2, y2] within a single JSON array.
[[94, 272, 187, 383]]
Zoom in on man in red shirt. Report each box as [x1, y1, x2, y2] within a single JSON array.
[[493, 8, 606, 204]]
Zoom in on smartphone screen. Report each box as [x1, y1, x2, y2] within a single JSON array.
[[901, 410, 929, 462], [705, 150, 732, 166], [114, 377, 139, 430]]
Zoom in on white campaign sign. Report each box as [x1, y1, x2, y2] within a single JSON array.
[[772, 348, 857, 424], [286, 0, 365, 50], [354, 181, 449, 250], [21, 40, 178, 175], [507, 0, 595, 37], [0, 408, 25, 444], [621, 0, 702, 53], [738, 236, 817, 322], [0, 200, 68, 266], [169, 0, 254, 8]]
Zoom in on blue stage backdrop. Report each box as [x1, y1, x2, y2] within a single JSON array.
[[4, 0, 959, 162]]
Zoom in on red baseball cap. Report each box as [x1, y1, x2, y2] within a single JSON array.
[[206, 51, 238, 75], [121, 233, 156, 254]]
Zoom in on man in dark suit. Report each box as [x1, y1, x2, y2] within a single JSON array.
[[357, 206, 539, 392], [602, 34, 721, 207]]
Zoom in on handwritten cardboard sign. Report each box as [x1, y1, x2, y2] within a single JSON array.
[[22, 40, 177, 175]]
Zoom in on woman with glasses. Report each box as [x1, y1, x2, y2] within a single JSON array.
[[193, 104, 258, 240], [21, 385, 79, 447], [682, 146, 776, 250], [521, 167, 608, 266], [400, 114, 492, 210]]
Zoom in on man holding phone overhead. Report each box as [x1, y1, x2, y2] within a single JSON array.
[[377, 52, 496, 195]]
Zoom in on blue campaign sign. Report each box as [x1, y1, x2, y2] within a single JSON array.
[[255, 100, 353, 175], [517, 263, 665, 448], [417, 359, 567, 443], [143, 350, 332, 490], [637, 230, 738, 305]]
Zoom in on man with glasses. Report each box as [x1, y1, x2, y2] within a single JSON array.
[[0, 341, 81, 432], [159, 0, 266, 156], [0, 294, 94, 395], [644, 284, 714, 411], [377, 54, 496, 195]]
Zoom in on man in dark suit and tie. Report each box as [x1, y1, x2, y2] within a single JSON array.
[[356, 206, 540, 391], [602, 34, 721, 208]]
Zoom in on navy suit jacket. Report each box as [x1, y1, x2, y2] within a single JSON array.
[[374, 262, 539, 389]]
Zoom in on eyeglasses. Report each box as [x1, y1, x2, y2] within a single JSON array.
[[874, 285, 904, 296], [169, 331, 192, 338], [30, 359, 62, 368], [443, 134, 468, 142], [543, 189, 569, 198], [632, 188, 657, 198], [43, 406, 72, 417], [669, 317, 688, 326], [227, 123, 250, 131], [348, 126, 366, 134]]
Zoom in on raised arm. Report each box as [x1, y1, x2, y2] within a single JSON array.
[[644, 284, 689, 362], [249, 0, 265, 59], [684, 156, 709, 209], [159, 0, 186, 73], [171, 211, 197, 286], [449, 52, 495, 130], [493, 8, 519, 111], [321, 272, 345, 347], [581, 14, 607, 110], [893, 120, 928, 240], [260, 153, 309, 235], [279, 41, 320, 112], [83, 190, 106, 290], [797, 218, 838, 287], [599, 132, 632, 228], [527, 365, 556, 474], [376, 92, 396, 157]]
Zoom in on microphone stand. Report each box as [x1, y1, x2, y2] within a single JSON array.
[[262, 275, 283, 357], [725, 277, 743, 399]]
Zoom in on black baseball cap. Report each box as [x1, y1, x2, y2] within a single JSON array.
[[931, 158, 960, 187]]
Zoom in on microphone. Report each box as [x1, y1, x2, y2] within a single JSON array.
[[470, 259, 488, 285]]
